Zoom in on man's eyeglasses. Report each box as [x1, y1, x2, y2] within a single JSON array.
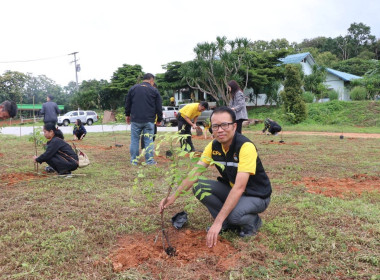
[[211, 122, 234, 131]]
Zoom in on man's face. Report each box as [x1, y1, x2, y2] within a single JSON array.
[[198, 105, 206, 112], [210, 112, 236, 145], [0, 106, 10, 120]]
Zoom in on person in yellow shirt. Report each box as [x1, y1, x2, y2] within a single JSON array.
[[170, 96, 175, 106], [160, 106, 272, 248], [177, 101, 208, 152]]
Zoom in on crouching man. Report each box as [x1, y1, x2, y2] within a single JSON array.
[[159, 106, 272, 248]]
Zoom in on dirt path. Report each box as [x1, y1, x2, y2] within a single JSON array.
[[280, 131, 380, 139]]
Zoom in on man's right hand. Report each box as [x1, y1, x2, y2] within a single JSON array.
[[126, 116, 131, 124], [159, 195, 175, 213]]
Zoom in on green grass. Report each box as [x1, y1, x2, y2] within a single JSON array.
[[0, 129, 379, 279], [248, 100, 380, 133]]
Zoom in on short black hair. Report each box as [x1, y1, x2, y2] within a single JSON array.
[[199, 101, 209, 110], [47, 94, 54, 101], [143, 73, 155, 80], [1, 101, 18, 118], [210, 106, 236, 123]]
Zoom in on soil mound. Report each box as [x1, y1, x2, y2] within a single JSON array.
[[109, 228, 242, 278], [295, 174, 380, 198], [0, 172, 47, 186]]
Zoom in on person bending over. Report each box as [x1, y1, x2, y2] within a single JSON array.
[[262, 118, 282, 135], [73, 119, 87, 140], [160, 106, 272, 248], [177, 101, 208, 152], [34, 123, 78, 176]]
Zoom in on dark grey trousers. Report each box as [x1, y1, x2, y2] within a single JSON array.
[[193, 179, 271, 229]]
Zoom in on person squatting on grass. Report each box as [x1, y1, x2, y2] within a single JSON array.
[[228, 80, 248, 134], [177, 101, 209, 152], [0, 100, 18, 120], [160, 106, 272, 248], [262, 118, 282, 135], [33, 123, 79, 176], [73, 119, 87, 140], [125, 73, 163, 165]]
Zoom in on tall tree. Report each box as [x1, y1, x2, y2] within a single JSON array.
[[280, 64, 307, 124], [0, 71, 28, 103], [71, 79, 110, 110], [243, 49, 288, 105], [108, 64, 143, 110], [347, 22, 376, 57], [181, 36, 250, 105]]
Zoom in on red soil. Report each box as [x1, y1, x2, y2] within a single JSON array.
[[109, 228, 243, 278], [0, 153, 3, 157], [294, 174, 380, 198], [0, 172, 47, 186], [74, 144, 117, 150]]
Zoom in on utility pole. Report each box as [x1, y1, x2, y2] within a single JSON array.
[[69, 52, 80, 89]]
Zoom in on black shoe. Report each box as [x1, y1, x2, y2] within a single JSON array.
[[239, 217, 262, 237], [45, 166, 55, 173]]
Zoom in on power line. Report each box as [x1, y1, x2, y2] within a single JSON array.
[[0, 54, 68, 64]]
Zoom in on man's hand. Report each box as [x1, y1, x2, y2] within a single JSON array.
[[159, 195, 176, 213], [33, 155, 37, 162], [126, 116, 131, 124], [156, 121, 162, 127], [206, 222, 222, 248], [192, 124, 197, 129]]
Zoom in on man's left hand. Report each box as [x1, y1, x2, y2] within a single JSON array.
[[206, 223, 222, 248], [126, 116, 131, 124]]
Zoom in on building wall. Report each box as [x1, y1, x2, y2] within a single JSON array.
[[301, 61, 313, 75], [324, 73, 350, 101]]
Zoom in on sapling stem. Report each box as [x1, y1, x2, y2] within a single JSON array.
[[160, 175, 175, 255]]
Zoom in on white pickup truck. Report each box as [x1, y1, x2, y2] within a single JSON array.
[[162, 106, 178, 126]]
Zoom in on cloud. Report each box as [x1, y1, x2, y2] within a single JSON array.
[[1, 0, 379, 86]]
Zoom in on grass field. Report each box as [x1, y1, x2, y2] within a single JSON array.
[[0, 128, 379, 279]]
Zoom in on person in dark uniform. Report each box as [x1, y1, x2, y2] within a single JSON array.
[[160, 106, 272, 248], [73, 119, 87, 140], [262, 118, 282, 135], [40, 95, 60, 125], [33, 123, 78, 176]]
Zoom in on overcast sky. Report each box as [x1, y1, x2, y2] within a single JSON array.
[[1, 0, 379, 87]]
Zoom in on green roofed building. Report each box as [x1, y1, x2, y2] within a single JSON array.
[[17, 104, 64, 111]]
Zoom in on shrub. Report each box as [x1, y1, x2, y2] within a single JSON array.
[[350, 86, 367, 100], [302, 92, 315, 103], [328, 90, 339, 101]]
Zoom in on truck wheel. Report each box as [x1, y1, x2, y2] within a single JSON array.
[[63, 120, 70, 126], [87, 119, 93, 125]]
